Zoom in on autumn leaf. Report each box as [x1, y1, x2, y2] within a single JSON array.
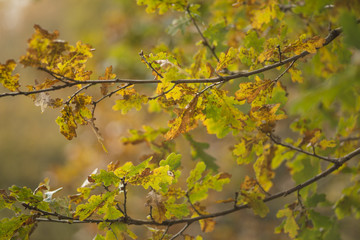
[[112, 88, 148, 114], [146, 190, 167, 223], [235, 76, 274, 104], [165, 95, 200, 141], [250, 103, 287, 133], [282, 35, 325, 55], [0, 60, 20, 92], [55, 105, 77, 140], [253, 144, 276, 191], [251, 0, 284, 30], [199, 218, 216, 233], [216, 47, 238, 71], [99, 66, 117, 95]]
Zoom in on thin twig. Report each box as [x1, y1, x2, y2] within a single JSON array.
[[148, 83, 178, 100], [121, 177, 128, 218], [274, 60, 296, 83], [339, 136, 360, 142], [37, 67, 77, 83], [32, 143, 360, 226], [159, 224, 171, 240], [139, 50, 164, 79], [66, 83, 92, 104], [22, 203, 74, 220], [186, 192, 203, 216], [0, 27, 345, 99], [169, 223, 192, 240], [268, 133, 338, 164], [186, 6, 219, 62], [91, 83, 132, 117], [103, 185, 125, 215], [256, 181, 271, 197]]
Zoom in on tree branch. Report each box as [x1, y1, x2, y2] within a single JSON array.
[[186, 5, 219, 62], [268, 133, 338, 164], [0, 26, 344, 99], [33, 146, 360, 228]]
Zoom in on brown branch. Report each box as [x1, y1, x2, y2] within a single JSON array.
[[0, 26, 345, 99], [33, 146, 360, 227], [186, 5, 219, 62], [268, 133, 338, 164]]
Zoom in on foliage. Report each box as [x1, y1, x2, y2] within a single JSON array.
[[1, 0, 360, 239]]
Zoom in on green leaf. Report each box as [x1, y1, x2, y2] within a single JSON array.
[[93, 234, 105, 240], [159, 153, 182, 170], [288, 156, 320, 198], [75, 192, 114, 221], [244, 30, 265, 53], [216, 47, 238, 71], [335, 182, 360, 219], [164, 198, 190, 219], [203, 89, 247, 138], [239, 191, 269, 217], [340, 11, 360, 49], [305, 193, 328, 208], [112, 90, 148, 114], [167, 15, 191, 36], [276, 208, 299, 238], [92, 170, 120, 187], [186, 162, 206, 190], [98, 201, 123, 220], [8, 186, 43, 204], [0, 215, 33, 240], [136, 0, 187, 14], [188, 172, 231, 203], [184, 134, 219, 171]]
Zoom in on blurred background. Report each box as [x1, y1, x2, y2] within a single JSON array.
[[1, 0, 359, 239]]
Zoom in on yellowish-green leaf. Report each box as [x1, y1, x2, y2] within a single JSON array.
[[276, 208, 299, 238], [0, 60, 20, 92]]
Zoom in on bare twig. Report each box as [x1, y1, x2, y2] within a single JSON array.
[[121, 177, 128, 218], [66, 83, 92, 104], [186, 192, 203, 216], [139, 50, 164, 79], [103, 185, 125, 215], [148, 83, 178, 100], [274, 60, 296, 83], [268, 133, 338, 164], [22, 203, 74, 221], [0, 27, 346, 99], [31, 143, 359, 226], [186, 6, 219, 62], [170, 223, 192, 240], [159, 224, 171, 240], [91, 83, 132, 117], [339, 136, 360, 142], [256, 180, 272, 197]]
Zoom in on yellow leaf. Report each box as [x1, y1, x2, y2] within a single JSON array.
[[165, 95, 200, 141], [319, 139, 337, 150], [235, 77, 274, 103], [288, 68, 304, 83], [199, 218, 216, 233], [0, 59, 20, 92]]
